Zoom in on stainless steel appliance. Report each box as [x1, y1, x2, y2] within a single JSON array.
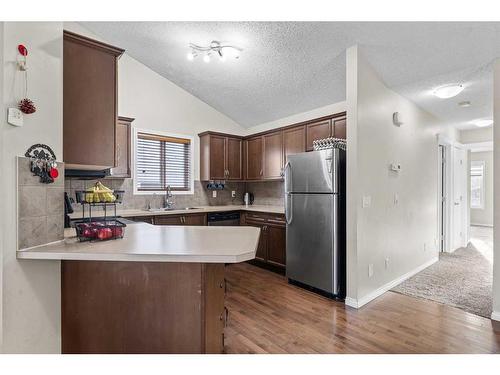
[[207, 211, 240, 226], [284, 148, 346, 298]]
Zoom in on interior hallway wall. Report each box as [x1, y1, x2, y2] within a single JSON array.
[[1, 22, 63, 353], [0, 21, 4, 351], [492, 59, 500, 321], [345, 45, 458, 307], [470, 151, 494, 227]]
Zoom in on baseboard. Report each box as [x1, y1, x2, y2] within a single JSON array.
[[344, 297, 359, 308], [346, 257, 439, 309], [470, 223, 493, 228], [491, 311, 500, 321]]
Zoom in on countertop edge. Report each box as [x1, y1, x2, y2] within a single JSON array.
[[16, 250, 256, 263]]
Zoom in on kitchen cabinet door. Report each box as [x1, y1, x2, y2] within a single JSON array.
[[263, 131, 284, 179], [183, 213, 207, 226], [245, 137, 263, 180], [283, 126, 306, 162], [109, 116, 133, 178], [245, 220, 267, 261], [332, 116, 346, 139], [266, 223, 286, 268], [226, 137, 242, 180], [305, 120, 332, 151], [209, 135, 226, 180], [63, 31, 124, 169]]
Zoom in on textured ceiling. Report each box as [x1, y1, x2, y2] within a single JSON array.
[[80, 22, 500, 129]]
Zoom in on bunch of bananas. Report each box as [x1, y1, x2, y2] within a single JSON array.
[[85, 181, 116, 203]]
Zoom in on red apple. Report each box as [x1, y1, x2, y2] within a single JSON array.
[[111, 227, 123, 238], [97, 227, 113, 240], [82, 228, 95, 238]]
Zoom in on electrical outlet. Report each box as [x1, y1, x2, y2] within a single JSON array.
[[385, 258, 390, 269], [231, 190, 236, 198], [368, 264, 374, 278], [212, 190, 217, 198]]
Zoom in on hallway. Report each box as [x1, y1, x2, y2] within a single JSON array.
[[392, 226, 493, 318]]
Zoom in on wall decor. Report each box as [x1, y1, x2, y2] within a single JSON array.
[[24, 144, 59, 184], [17, 44, 36, 114]]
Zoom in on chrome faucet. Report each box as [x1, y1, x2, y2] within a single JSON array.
[[164, 185, 174, 209]]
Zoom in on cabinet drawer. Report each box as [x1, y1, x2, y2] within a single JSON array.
[[154, 213, 207, 226]]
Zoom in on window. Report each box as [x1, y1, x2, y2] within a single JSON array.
[[470, 161, 485, 209], [134, 130, 193, 194]]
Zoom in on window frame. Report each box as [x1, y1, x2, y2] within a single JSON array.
[[470, 160, 485, 210], [132, 127, 194, 195]]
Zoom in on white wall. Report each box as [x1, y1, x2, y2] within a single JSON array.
[[493, 60, 500, 321], [470, 151, 493, 227], [345, 46, 458, 307], [460, 127, 493, 144], [244, 101, 347, 135], [0, 21, 4, 351], [64, 23, 246, 182], [1, 22, 63, 353]]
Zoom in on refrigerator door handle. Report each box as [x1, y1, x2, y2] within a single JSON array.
[[284, 161, 292, 193], [285, 192, 293, 225]]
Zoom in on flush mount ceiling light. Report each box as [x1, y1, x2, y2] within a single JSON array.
[[473, 119, 493, 127], [433, 84, 464, 99], [186, 40, 242, 62]]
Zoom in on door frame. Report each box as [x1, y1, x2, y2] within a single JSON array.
[[437, 135, 469, 252]]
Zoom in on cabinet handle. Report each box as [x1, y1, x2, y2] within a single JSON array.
[[260, 169, 263, 176], [219, 281, 224, 289], [224, 306, 229, 327]]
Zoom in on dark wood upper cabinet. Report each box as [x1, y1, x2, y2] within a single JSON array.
[[245, 136, 263, 180], [226, 137, 243, 180], [209, 135, 226, 180], [109, 116, 133, 178], [283, 125, 306, 163], [199, 112, 345, 181], [306, 119, 332, 151], [199, 132, 242, 181], [263, 131, 283, 179], [332, 116, 347, 139], [63, 31, 124, 169]]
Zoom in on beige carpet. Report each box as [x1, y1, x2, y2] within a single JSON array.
[[392, 226, 493, 318]]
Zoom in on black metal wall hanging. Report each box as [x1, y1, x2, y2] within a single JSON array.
[[24, 144, 59, 184]]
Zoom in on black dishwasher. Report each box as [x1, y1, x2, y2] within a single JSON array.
[[207, 211, 240, 226]]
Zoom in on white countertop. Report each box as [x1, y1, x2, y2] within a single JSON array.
[[68, 204, 284, 220], [17, 222, 260, 263]]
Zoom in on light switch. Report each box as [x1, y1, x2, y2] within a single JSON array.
[[212, 190, 217, 198], [362, 195, 371, 208]]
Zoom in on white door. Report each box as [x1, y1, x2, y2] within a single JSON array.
[[452, 146, 466, 249]]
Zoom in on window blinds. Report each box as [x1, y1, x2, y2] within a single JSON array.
[[136, 133, 191, 191]]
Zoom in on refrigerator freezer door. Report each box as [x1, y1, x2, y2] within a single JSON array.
[[286, 193, 337, 294], [285, 149, 336, 194]]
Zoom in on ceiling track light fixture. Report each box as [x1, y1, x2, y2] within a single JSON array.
[[187, 40, 242, 62]]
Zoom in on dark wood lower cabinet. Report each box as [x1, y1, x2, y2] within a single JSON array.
[[61, 261, 225, 354], [241, 212, 286, 271], [153, 213, 207, 226]]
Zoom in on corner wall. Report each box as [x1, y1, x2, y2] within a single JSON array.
[[493, 60, 500, 321], [1, 22, 63, 352], [345, 46, 456, 307]]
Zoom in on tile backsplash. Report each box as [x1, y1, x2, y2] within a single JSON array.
[[17, 157, 65, 249], [65, 178, 284, 214]]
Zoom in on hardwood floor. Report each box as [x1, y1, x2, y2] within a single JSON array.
[[224, 263, 500, 353]]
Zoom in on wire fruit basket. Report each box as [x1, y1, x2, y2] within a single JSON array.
[[73, 182, 126, 242]]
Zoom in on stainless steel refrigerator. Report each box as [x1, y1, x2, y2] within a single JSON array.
[[284, 148, 346, 298]]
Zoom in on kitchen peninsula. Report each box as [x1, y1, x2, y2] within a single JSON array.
[[17, 223, 260, 354]]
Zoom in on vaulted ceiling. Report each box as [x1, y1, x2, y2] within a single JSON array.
[[81, 22, 500, 129]]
